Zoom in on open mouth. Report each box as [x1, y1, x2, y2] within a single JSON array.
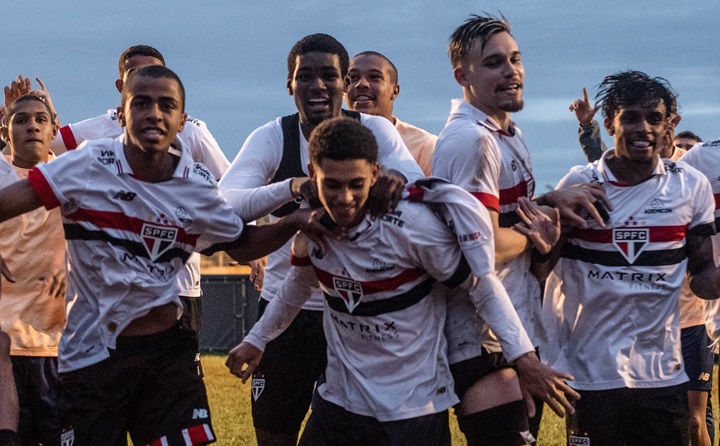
[[308, 98, 330, 111], [497, 83, 522, 94]]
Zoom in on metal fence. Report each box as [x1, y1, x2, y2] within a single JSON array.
[[199, 275, 260, 351]]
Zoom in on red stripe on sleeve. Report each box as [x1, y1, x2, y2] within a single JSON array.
[[59, 126, 78, 150], [469, 192, 499, 212], [290, 254, 312, 267], [27, 167, 61, 210], [714, 193, 720, 211], [185, 424, 213, 444]]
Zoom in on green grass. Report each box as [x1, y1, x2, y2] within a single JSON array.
[[202, 353, 572, 445]]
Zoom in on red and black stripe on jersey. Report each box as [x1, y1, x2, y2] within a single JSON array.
[[563, 223, 716, 267], [313, 255, 471, 317]]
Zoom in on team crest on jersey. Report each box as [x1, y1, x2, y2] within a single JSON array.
[[252, 378, 265, 401], [333, 277, 364, 313], [141, 223, 178, 261], [612, 228, 649, 264], [61, 429, 75, 446]]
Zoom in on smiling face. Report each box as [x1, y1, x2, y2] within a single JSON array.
[[288, 52, 346, 136], [3, 99, 57, 168], [454, 31, 524, 125], [118, 75, 186, 155], [345, 53, 398, 121], [310, 157, 378, 229], [606, 101, 668, 165]]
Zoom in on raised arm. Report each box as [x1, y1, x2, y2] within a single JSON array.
[[570, 87, 607, 162]]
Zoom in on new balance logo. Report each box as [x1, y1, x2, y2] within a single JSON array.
[[192, 408, 209, 419]]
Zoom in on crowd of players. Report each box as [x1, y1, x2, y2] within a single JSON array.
[[0, 12, 719, 446]]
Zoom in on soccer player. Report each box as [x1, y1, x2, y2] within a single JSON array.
[[540, 71, 720, 445], [0, 66, 331, 446], [226, 117, 576, 446], [0, 93, 66, 445], [345, 51, 436, 176], [218, 33, 424, 446], [8, 45, 229, 337], [570, 87, 713, 446], [432, 14, 605, 444]]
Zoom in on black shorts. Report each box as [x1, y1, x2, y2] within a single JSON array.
[[58, 323, 215, 446], [449, 349, 512, 399], [299, 396, 450, 446], [566, 384, 689, 446], [11, 356, 61, 445], [682, 324, 714, 392], [251, 298, 327, 434]]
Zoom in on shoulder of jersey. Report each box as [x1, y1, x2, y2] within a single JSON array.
[[700, 138, 720, 149], [188, 162, 216, 186], [378, 200, 429, 232], [184, 115, 205, 128]]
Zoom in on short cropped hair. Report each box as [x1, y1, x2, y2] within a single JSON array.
[[353, 51, 399, 84], [675, 130, 702, 143], [4, 95, 56, 126], [309, 117, 378, 166], [118, 45, 165, 77], [287, 34, 349, 79], [448, 14, 512, 68], [596, 71, 677, 121], [123, 65, 185, 112]]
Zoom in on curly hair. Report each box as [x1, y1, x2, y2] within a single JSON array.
[[596, 70, 677, 121]]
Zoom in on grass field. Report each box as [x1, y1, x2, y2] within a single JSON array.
[[202, 354, 720, 445]]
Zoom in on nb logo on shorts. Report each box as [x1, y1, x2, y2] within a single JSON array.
[[192, 408, 209, 419], [569, 435, 590, 445], [252, 378, 265, 401], [699, 372, 711, 381], [141, 223, 178, 261], [612, 228, 649, 264]]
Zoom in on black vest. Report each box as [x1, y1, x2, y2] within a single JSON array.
[[269, 110, 361, 217]]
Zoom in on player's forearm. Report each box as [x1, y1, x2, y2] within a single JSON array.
[[495, 226, 530, 264], [466, 273, 534, 361], [243, 296, 303, 352], [220, 179, 295, 222], [225, 215, 303, 263]]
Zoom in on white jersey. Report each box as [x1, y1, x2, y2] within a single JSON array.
[[54, 109, 230, 297], [0, 155, 15, 189], [246, 199, 531, 421], [394, 117, 436, 177], [542, 150, 715, 390], [219, 113, 424, 311], [433, 99, 542, 347], [679, 139, 720, 338], [28, 136, 244, 372]]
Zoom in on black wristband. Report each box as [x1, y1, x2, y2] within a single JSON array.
[[531, 248, 553, 263]]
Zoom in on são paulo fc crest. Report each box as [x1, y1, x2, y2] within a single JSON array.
[[61, 428, 75, 446], [333, 277, 364, 313], [141, 223, 178, 261], [252, 378, 265, 401], [612, 228, 649, 264]]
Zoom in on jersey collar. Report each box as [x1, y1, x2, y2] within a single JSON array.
[[596, 149, 665, 186], [449, 99, 517, 137], [114, 134, 194, 180]]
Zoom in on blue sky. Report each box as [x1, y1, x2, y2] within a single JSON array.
[[3, 0, 718, 189]]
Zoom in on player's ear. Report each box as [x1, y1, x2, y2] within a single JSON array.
[[287, 78, 293, 96], [0, 126, 8, 144], [371, 163, 379, 185], [390, 84, 400, 101], [604, 116, 614, 136], [115, 79, 124, 94], [117, 106, 125, 127], [308, 162, 315, 179], [453, 66, 469, 87]]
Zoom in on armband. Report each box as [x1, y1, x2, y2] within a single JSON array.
[[531, 248, 553, 263]]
